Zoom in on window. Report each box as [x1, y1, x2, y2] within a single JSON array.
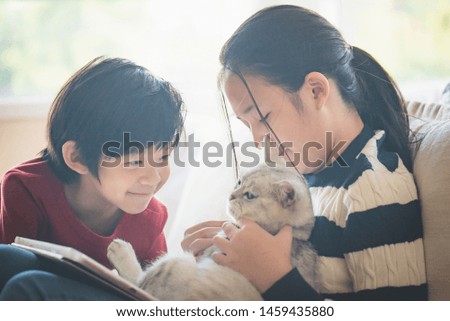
[[1, 0, 449, 113]]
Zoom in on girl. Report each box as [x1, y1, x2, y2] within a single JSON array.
[[0, 56, 185, 300], [182, 5, 427, 300]]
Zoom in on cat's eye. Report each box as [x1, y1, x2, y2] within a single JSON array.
[[243, 191, 257, 200]]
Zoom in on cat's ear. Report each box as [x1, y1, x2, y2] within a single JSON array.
[[277, 181, 296, 208]]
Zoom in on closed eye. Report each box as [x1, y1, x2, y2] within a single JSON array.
[[259, 113, 270, 124], [161, 154, 170, 162], [125, 160, 143, 167], [243, 191, 257, 200]]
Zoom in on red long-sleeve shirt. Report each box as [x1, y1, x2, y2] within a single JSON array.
[[0, 158, 168, 268]]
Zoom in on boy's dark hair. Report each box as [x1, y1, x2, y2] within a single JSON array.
[[42, 56, 185, 184], [219, 5, 413, 172]]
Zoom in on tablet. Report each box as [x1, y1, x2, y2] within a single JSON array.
[[12, 236, 156, 301]]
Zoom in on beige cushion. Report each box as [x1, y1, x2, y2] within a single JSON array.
[[407, 101, 450, 300], [408, 101, 450, 122]]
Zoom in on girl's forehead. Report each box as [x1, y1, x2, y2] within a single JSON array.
[[223, 74, 251, 105], [224, 75, 266, 117], [224, 72, 268, 94], [225, 73, 287, 104]]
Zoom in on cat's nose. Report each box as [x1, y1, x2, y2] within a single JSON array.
[[229, 194, 236, 201]]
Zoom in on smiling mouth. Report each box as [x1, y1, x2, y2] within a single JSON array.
[[128, 192, 153, 197]]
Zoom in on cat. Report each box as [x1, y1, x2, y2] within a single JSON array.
[[107, 165, 317, 300]]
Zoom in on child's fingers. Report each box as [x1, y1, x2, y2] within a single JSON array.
[[211, 251, 227, 265], [188, 238, 213, 256], [222, 221, 240, 239], [181, 220, 227, 252], [182, 226, 222, 244], [212, 233, 231, 253], [276, 225, 293, 242], [236, 217, 256, 227], [183, 220, 227, 237]]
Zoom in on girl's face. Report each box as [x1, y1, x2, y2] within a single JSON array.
[[90, 147, 171, 214], [224, 72, 329, 174]]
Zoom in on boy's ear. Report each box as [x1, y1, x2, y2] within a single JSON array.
[[62, 141, 89, 175], [298, 72, 330, 110]]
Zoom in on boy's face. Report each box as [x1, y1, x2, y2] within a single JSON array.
[[93, 146, 171, 214]]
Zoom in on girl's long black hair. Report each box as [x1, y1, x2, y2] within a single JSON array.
[[219, 5, 413, 178]]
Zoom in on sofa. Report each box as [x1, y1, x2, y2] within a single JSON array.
[[407, 100, 450, 300]]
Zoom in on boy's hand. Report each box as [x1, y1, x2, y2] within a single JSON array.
[[181, 220, 227, 257]]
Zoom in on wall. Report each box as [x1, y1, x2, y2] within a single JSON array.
[[0, 117, 47, 177]]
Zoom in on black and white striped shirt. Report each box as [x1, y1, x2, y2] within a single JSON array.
[[263, 126, 427, 300]]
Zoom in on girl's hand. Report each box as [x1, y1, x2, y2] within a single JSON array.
[[181, 220, 227, 257], [212, 218, 293, 293]]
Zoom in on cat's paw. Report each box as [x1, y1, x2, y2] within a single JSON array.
[[107, 238, 142, 281], [107, 239, 135, 265]]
